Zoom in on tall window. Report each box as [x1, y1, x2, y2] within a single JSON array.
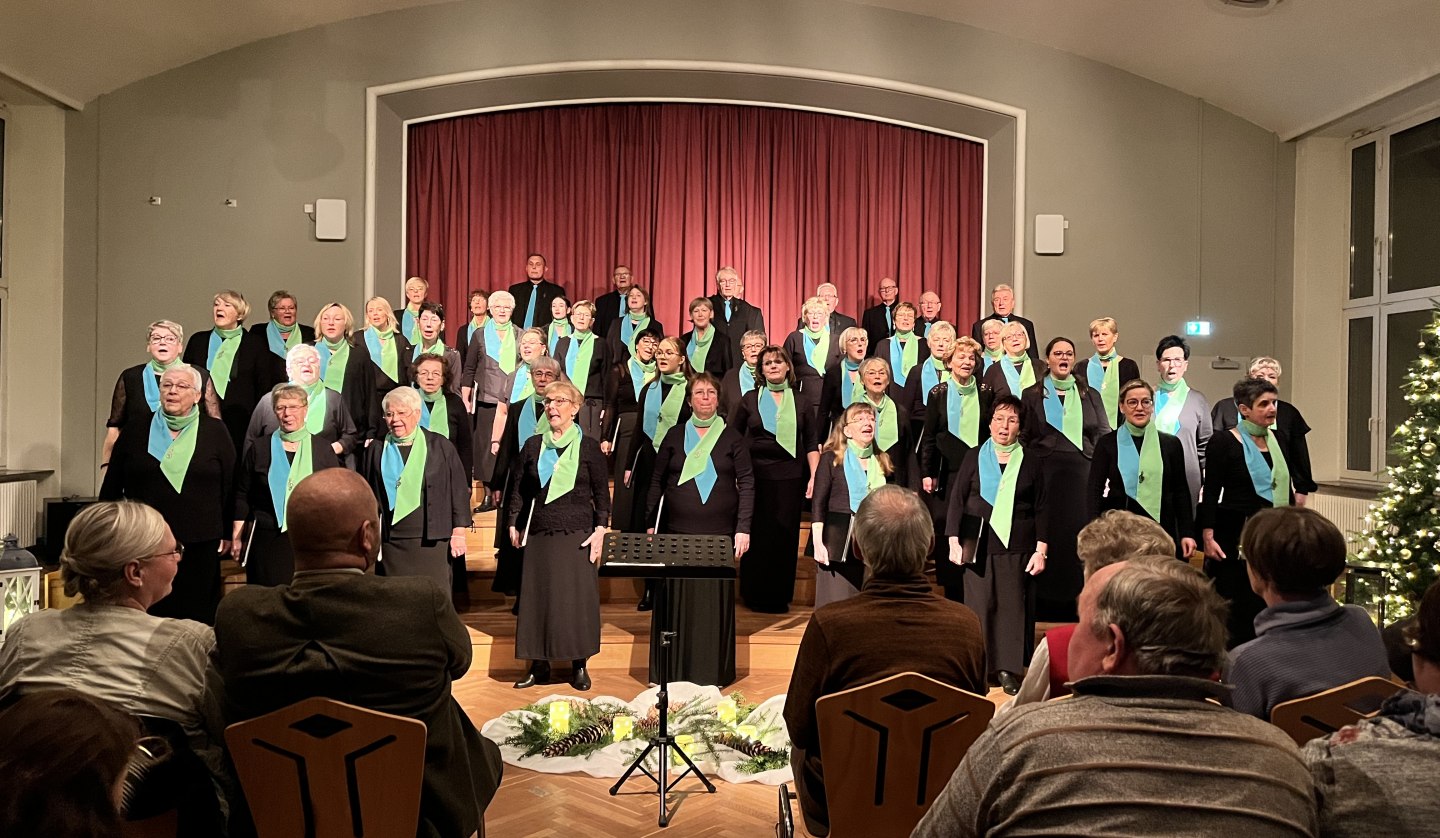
[[1346, 111, 1440, 478], [0, 110, 7, 467]]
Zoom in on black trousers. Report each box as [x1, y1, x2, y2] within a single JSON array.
[[742, 474, 806, 612], [149, 538, 222, 625]]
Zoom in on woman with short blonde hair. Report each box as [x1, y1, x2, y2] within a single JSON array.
[[358, 295, 413, 428], [1075, 316, 1140, 425], [311, 302, 376, 447], [981, 321, 1045, 398]]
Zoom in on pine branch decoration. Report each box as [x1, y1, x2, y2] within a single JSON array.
[[712, 732, 780, 759], [541, 717, 614, 757]]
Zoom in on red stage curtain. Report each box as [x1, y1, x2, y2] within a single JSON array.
[[406, 103, 983, 340]]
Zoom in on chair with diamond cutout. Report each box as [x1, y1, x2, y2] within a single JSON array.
[[225, 696, 427, 838]]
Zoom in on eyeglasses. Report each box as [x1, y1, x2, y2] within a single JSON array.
[[149, 544, 184, 561], [544, 397, 576, 408], [1123, 398, 1155, 408], [383, 410, 417, 420], [148, 335, 179, 345], [1050, 350, 1076, 359], [274, 403, 307, 414], [159, 382, 194, 392]]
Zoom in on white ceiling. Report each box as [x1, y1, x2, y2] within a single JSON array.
[[2, 0, 1439, 137]]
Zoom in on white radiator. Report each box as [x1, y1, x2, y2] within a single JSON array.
[[1309, 490, 1378, 544], [0, 481, 40, 546]]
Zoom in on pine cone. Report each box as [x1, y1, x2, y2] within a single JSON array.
[[712, 732, 779, 758], [542, 718, 613, 757]]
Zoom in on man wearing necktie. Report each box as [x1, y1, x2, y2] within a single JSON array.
[[970, 284, 1038, 360], [507, 252, 566, 331], [861, 276, 900, 356], [708, 266, 767, 368], [592, 265, 634, 339]]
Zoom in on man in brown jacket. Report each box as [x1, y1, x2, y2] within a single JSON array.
[[783, 485, 987, 838]]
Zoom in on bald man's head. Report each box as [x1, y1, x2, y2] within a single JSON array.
[[287, 469, 381, 571]]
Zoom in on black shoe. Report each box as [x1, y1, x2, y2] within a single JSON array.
[[514, 662, 550, 689], [571, 661, 591, 691], [474, 496, 495, 514], [636, 590, 654, 612], [998, 671, 1022, 695]]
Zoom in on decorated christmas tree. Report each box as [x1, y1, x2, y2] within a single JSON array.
[[1356, 307, 1440, 622]]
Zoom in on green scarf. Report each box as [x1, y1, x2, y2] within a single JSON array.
[[987, 440, 1025, 549], [653, 372, 689, 450], [848, 440, 886, 495], [157, 408, 200, 493], [1094, 352, 1122, 420], [492, 321, 518, 375], [421, 388, 449, 438], [866, 394, 900, 451], [540, 423, 583, 503], [803, 326, 829, 375], [404, 304, 422, 343], [1155, 378, 1190, 435], [763, 381, 799, 457], [415, 339, 445, 359], [321, 338, 350, 392], [1240, 419, 1291, 507], [1047, 376, 1084, 449], [385, 429, 427, 523], [951, 376, 980, 448], [893, 330, 919, 381], [209, 326, 243, 398], [300, 381, 327, 435], [275, 428, 315, 532], [688, 325, 715, 372], [374, 328, 400, 382], [567, 331, 597, 394], [679, 415, 726, 486], [1123, 421, 1164, 521]]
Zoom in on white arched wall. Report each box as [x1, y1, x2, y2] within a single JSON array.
[[366, 61, 1026, 311]]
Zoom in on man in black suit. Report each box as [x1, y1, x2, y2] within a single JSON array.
[[508, 252, 566, 330], [860, 276, 900, 356], [970, 284, 1038, 360], [918, 290, 943, 337], [214, 469, 503, 838], [796, 282, 858, 335], [592, 264, 634, 338], [709, 266, 766, 367]]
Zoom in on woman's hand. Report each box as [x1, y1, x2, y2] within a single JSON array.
[[810, 522, 827, 565], [1203, 536, 1226, 561], [947, 536, 964, 566], [601, 440, 612, 456], [332, 441, 345, 455], [509, 526, 523, 548], [1180, 537, 1199, 559], [1025, 551, 1046, 576], [449, 528, 468, 557], [813, 541, 830, 566], [229, 523, 245, 560], [581, 526, 608, 565], [733, 533, 750, 559], [922, 477, 934, 493], [491, 490, 503, 508], [805, 477, 815, 500], [623, 470, 633, 488]]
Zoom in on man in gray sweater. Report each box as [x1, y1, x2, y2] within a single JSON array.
[[914, 557, 1318, 838]]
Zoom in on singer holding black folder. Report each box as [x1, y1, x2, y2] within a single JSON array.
[[810, 403, 894, 608]]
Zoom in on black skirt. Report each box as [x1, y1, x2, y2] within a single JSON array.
[[813, 511, 864, 609], [243, 523, 294, 587], [648, 522, 738, 687], [741, 474, 806, 613], [515, 532, 601, 662]]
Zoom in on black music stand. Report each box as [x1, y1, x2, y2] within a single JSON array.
[[600, 532, 736, 827]]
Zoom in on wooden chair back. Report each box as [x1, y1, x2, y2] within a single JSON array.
[[1270, 676, 1403, 746], [225, 697, 427, 838], [815, 672, 993, 838]]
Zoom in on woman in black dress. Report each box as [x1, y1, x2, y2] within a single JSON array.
[[312, 302, 377, 452], [1087, 379, 1197, 560], [107, 320, 221, 476], [182, 290, 253, 450], [99, 364, 235, 624], [680, 297, 730, 378], [1075, 317, 1141, 428], [946, 395, 1049, 694], [644, 373, 754, 686], [810, 403, 894, 607], [358, 387, 469, 597], [783, 297, 841, 423], [605, 286, 665, 363], [920, 337, 990, 602], [231, 383, 342, 585], [603, 329, 660, 535], [623, 336, 692, 611], [982, 321, 1044, 399], [719, 329, 767, 421], [490, 357, 562, 599], [242, 343, 358, 461], [1198, 376, 1316, 648], [818, 327, 869, 430], [360, 296, 414, 435], [856, 357, 912, 487], [553, 300, 610, 440], [729, 346, 820, 613], [507, 381, 610, 691]]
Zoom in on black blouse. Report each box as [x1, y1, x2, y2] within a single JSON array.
[[100, 414, 237, 543], [241, 323, 318, 402], [107, 364, 221, 428], [1086, 429, 1195, 543], [812, 448, 894, 520], [1019, 379, 1112, 459], [506, 435, 611, 536], [234, 435, 343, 527], [553, 333, 614, 401], [920, 380, 993, 481], [1196, 427, 1307, 530], [644, 424, 755, 535], [728, 387, 821, 480], [945, 446, 1050, 558]]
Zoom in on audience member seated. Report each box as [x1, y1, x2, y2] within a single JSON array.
[[998, 510, 1174, 713], [0, 501, 228, 817], [1302, 579, 1440, 837], [214, 469, 503, 838], [915, 558, 1318, 837], [783, 485, 986, 838], [1226, 506, 1390, 719], [0, 689, 143, 838]]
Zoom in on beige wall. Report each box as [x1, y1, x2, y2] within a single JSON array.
[[60, 0, 1292, 491], [3, 98, 67, 494]]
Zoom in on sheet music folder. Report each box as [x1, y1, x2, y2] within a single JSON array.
[[597, 533, 736, 580]]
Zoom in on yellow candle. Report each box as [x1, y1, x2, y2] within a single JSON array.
[[548, 701, 571, 735], [716, 698, 737, 724], [672, 734, 695, 765], [736, 724, 758, 740], [612, 715, 634, 741]]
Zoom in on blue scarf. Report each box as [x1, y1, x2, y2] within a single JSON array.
[[510, 364, 533, 403], [920, 357, 944, 406], [400, 308, 420, 344], [521, 286, 539, 330], [628, 358, 654, 400], [682, 421, 719, 502], [842, 443, 882, 513], [738, 363, 757, 398], [364, 329, 398, 383], [517, 396, 545, 451], [267, 430, 313, 530], [840, 359, 862, 408], [266, 320, 298, 360], [141, 360, 179, 412]]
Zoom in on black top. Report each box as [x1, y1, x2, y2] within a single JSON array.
[[729, 387, 821, 480], [553, 333, 613, 400], [107, 363, 220, 429], [423, 390, 474, 482], [100, 414, 237, 543], [1086, 428, 1195, 543], [718, 365, 757, 422], [357, 428, 470, 541], [970, 314, 1039, 360], [812, 448, 894, 519], [625, 380, 694, 472], [234, 435, 343, 527], [506, 434, 610, 536], [1211, 398, 1315, 494], [312, 338, 380, 443], [783, 329, 844, 420], [707, 294, 767, 368], [873, 334, 932, 405], [680, 326, 733, 377], [1019, 379, 1112, 459], [358, 328, 415, 397], [452, 318, 488, 375], [795, 311, 858, 334], [644, 423, 755, 534], [184, 328, 259, 449], [494, 394, 546, 497], [241, 322, 317, 402], [818, 358, 865, 430], [981, 356, 1048, 400], [507, 279, 567, 331], [1073, 356, 1142, 426], [602, 360, 648, 444], [593, 290, 628, 338], [1196, 427, 1313, 531], [920, 379, 993, 482], [861, 303, 898, 354], [946, 445, 1050, 558]]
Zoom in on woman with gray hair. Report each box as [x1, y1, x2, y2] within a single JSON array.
[[232, 383, 343, 585], [0, 500, 227, 827], [719, 328, 768, 420], [242, 342, 358, 461], [105, 319, 221, 474], [1209, 356, 1314, 503], [461, 289, 518, 506], [358, 386, 470, 595], [101, 363, 236, 624]]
